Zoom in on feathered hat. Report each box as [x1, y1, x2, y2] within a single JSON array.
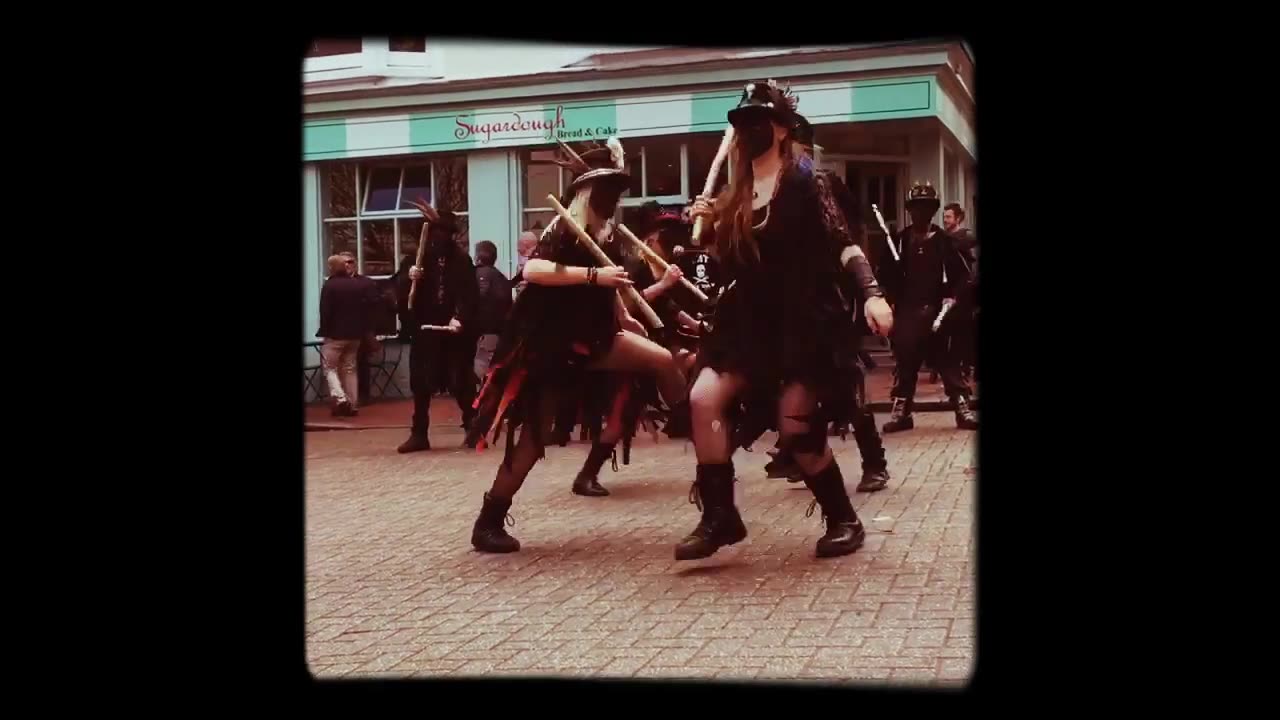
[[553, 136, 631, 195], [727, 79, 800, 130]]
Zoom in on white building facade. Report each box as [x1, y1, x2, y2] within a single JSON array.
[[302, 40, 976, 342]]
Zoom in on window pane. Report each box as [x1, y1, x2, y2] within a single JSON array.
[[622, 150, 642, 199], [433, 157, 469, 212], [620, 205, 660, 237], [399, 165, 432, 210], [398, 217, 425, 268], [524, 153, 561, 208], [644, 137, 682, 197], [452, 215, 471, 257], [362, 220, 395, 276], [324, 223, 357, 268], [307, 38, 362, 57], [523, 211, 556, 234], [364, 167, 400, 212], [322, 163, 358, 219], [388, 37, 426, 52], [687, 134, 729, 201]]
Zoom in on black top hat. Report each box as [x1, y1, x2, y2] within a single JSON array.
[[727, 79, 799, 130], [791, 114, 814, 147], [906, 181, 940, 209], [555, 137, 631, 195]]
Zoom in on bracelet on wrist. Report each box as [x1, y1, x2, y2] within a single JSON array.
[[587, 267, 598, 285]]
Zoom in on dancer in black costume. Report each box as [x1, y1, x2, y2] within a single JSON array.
[[464, 138, 688, 552], [676, 80, 869, 561], [877, 183, 979, 433], [760, 114, 895, 492], [397, 210, 479, 453]]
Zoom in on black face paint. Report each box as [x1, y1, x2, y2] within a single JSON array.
[[738, 122, 775, 160], [428, 231, 453, 255], [589, 182, 624, 220]]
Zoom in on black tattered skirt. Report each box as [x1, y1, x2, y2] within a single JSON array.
[[465, 331, 666, 469], [696, 279, 867, 451]]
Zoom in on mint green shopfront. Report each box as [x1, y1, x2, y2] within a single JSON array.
[[301, 54, 976, 342]]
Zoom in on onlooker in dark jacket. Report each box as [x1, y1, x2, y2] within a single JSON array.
[[318, 254, 378, 416], [472, 241, 513, 382]]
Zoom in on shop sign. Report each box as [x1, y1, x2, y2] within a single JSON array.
[[454, 105, 617, 144]]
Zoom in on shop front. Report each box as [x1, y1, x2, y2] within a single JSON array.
[[302, 48, 975, 341]]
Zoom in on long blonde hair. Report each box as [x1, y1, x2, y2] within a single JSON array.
[[712, 132, 793, 266]]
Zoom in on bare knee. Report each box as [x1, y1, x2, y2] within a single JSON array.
[[690, 378, 727, 420]]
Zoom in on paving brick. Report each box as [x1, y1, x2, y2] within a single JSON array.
[[305, 411, 976, 682]]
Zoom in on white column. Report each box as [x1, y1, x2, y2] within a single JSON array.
[[466, 149, 519, 276], [303, 164, 322, 342]]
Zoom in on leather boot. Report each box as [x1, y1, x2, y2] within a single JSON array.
[[882, 397, 914, 434], [802, 462, 866, 558], [572, 442, 616, 497], [765, 448, 801, 481], [397, 432, 431, 453], [857, 467, 890, 492], [851, 408, 889, 491], [954, 396, 978, 430], [674, 463, 748, 560], [471, 492, 520, 553]]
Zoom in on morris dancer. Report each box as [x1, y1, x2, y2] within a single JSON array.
[[464, 138, 688, 552], [877, 183, 978, 433], [676, 80, 869, 561], [397, 208, 479, 453], [761, 114, 895, 492]]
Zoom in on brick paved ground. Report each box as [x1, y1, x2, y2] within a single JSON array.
[[305, 403, 977, 685]]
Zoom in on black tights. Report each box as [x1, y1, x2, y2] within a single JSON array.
[[689, 367, 833, 475]]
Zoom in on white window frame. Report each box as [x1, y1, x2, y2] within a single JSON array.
[[321, 161, 469, 280], [617, 142, 690, 213], [304, 37, 439, 84], [520, 141, 692, 230], [303, 38, 366, 73]]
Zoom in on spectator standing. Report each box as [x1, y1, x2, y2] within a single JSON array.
[[317, 254, 377, 416], [472, 241, 513, 384]]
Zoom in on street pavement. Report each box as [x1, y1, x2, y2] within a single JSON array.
[[305, 400, 977, 685]]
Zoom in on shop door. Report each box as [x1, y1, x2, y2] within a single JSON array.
[[843, 161, 905, 272]]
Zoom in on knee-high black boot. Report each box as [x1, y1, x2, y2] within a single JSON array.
[[572, 442, 617, 497], [674, 463, 748, 560], [801, 461, 866, 558]]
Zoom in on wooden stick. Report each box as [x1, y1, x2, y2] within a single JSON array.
[[615, 223, 710, 304], [691, 126, 735, 245], [407, 220, 430, 311], [545, 194, 664, 330]]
